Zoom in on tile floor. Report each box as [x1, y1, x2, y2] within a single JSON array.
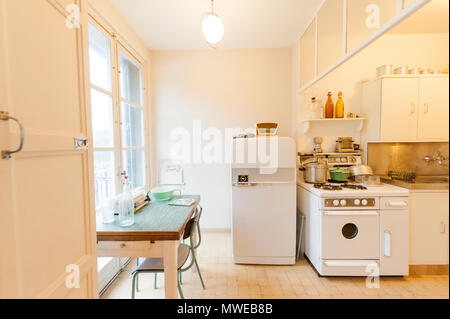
[[101, 232, 449, 299]]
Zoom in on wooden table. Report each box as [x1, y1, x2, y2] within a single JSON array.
[[96, 195, 200, 299]]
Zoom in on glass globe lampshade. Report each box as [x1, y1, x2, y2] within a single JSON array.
[[202, 13, 224, 45]]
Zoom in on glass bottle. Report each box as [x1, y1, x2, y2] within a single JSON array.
[[335, 91, 345, 118], [325, 92, 334, 119], [118, 175, 134, 227], [310, 97, 322, 119]]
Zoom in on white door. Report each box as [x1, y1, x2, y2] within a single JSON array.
[[379, 210, 409, 276], [417, 77, 450, 140], [0, 0, 98, 298], [232, 184, 296, 260], [380, 77, 419, 141]]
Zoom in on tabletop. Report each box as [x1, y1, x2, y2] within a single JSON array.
[[97, 195, 200, 242]]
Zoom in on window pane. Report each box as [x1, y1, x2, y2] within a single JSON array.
[[94, 151, 115, 207], [121, 102, 144, 147], [88, 23, 112, 91], [91, 89, 114, 148], [122, 150, 145, 190], [120, 51, 142, 105]]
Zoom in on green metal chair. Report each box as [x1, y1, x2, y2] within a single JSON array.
[[131, 205, 205, 299]]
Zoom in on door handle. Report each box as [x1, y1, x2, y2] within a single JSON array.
[[385, 201, 407, 208], [410, 103, 415, 114], [1, 111, 25, 159], [232, 183, 256, 187], [424, 103, 429, 114], [324, 211, 378, 216], [324, 261, 378, 267], [384, 230, 391, 257]]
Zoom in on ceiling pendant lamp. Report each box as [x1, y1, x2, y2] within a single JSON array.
[[202, 0, 224, 48]]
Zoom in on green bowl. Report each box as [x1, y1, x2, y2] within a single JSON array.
[[150, 186, 176, 201], [330, 168, 349, 182]]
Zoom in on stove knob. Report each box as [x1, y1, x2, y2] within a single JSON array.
[[340, 200, 347, 206], [361, 199, 368, 206], [333, 200, 339, 206], [354, 199, 361, 206]]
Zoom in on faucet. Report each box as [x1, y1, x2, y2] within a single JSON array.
[[423, 151, 449, 165]]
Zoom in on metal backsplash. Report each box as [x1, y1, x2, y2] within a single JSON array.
[[367, 142, 449, 177]]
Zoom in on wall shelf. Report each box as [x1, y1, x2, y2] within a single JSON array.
[[300, 118, 366, 133]]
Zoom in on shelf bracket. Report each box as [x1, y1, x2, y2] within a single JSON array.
[[354, 119, 364, 132], [302, 121, 311, 134]]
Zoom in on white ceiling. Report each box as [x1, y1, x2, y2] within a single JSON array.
[[109, 0, 323, 50]]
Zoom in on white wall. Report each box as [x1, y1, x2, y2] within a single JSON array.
[[293, 33, 450, 154], [150, 49, 292, 229]]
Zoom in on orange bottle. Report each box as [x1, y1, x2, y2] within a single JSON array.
[[325, 92, 334, 119], [335, 91, 345, 118]]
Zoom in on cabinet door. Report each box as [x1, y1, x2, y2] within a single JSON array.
[[417, 77, 450, 140], [300, 19, 316, 88], [380, 78, 419, 140], [347, 0, 397, 52], [410, 192, 449, 265], [317, 0, 344, 74], [0, 0, 98, 298], [380, 210, 409, 276]]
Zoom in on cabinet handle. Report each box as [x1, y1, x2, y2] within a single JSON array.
[[440, 222, 446, 234], [0, 111, 25, 159], [384, 230, 391, 257], [424, 103, 429, 114], [410, 103, 415, 114], [385, 201, 407, 208]]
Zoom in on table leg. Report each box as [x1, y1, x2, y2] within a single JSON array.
[[163, 240, 178, 299]]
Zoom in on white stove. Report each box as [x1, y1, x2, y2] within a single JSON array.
[[297, 178, 410, 277]]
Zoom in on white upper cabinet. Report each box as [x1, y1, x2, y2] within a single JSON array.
[[362, 75, 449, 143], [347, 0, 397, 53], [300, 18, 316, 88], [298, 0, 431, 90], [417, 77, 450, 140], [380, 77, 419, 141], [317, 0, 344, 74]]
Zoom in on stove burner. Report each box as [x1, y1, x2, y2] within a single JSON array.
[[314, 184, 343, 191], [342, 184, 368, 190]]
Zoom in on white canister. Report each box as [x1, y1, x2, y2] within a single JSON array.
[[309, 97, 322, 119]]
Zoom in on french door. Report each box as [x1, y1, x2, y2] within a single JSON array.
[[87, 18, 147, 292]]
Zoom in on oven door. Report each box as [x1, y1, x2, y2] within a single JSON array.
[[321, 210, 380, 259]]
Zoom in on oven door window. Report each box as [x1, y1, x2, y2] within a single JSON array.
[[342, 223, 359, 239]]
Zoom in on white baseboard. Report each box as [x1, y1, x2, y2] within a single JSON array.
[[202, 228, 231, 233]]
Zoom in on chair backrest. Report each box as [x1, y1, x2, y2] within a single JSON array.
[[182, 205, 202, 248], [183, 216, 197, 240]]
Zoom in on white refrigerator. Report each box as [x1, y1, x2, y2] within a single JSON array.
[[231, 137, 296, 265]]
